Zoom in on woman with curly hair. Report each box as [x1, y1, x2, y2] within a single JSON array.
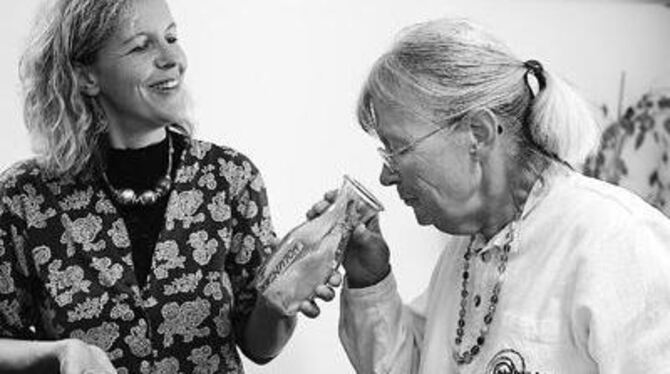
[[0, 0, 335, 372]]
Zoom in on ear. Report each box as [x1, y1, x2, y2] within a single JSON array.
[[466, 108, 499, 157], [74, 63, 100, 96]]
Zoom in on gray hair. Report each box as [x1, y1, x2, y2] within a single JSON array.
[[357, 18, 601, 170], [20, 0, 193, 179]]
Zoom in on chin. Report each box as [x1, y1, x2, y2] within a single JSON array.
[[149, 93, 187, 118], [412, 207, 434, 226], [152, 106, 186, 125]]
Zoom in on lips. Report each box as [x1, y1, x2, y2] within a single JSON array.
[[399, 191, 418, 205], [149, 78, 180, 91], [404, 197, 418, 205]]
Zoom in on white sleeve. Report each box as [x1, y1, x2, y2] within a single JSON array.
[[338, 273, 427, 374], [572, 217, 670, 373]]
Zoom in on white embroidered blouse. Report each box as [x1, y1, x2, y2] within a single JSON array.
[[339, 164, 670, 374]]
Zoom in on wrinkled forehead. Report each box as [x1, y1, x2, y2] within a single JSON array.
[[368, 94, 443, 147], [359, 91, 420, 135]]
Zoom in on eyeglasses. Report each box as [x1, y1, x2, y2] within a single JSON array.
[[377, 123, 457, 172]]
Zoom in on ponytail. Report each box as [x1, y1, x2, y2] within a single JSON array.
[[527, 66, 603, 168]]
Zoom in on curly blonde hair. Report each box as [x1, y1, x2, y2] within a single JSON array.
[[20, 0, 192, 179]]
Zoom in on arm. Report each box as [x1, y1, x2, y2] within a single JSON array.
[[338, 218, 426, 374], [0, 339, 59, 373], [572, 220, 670, 373], [240, 262, 340, 363], [340, 273, 426, 374], [225, 160, 298, 363], [231, 170, 344, 362], [238, 295, 297, 364], [306, 191, 425, 373], [0, 195, 51, 373], [0, 338, 115, 374], [0, 195, 114, 374]]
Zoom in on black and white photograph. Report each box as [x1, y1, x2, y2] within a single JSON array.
[[0, 0, 669, 373]]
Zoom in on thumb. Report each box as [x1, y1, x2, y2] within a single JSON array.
[[364, 214, 382, 234], [352, 222, 375, 245]]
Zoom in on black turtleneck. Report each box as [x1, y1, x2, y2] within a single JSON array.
[[104, 132, 184, 288]]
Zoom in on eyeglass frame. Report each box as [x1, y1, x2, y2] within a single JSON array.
[[363, 95, 476, 172], [376, 120, 460, 172]]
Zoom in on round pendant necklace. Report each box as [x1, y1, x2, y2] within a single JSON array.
[[101, 134, 174, 206], [452, 218, 517, 366]]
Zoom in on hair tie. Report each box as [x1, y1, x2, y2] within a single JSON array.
[[523, 59, 546, 98]]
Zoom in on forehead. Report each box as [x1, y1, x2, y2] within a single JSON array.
[[371, 96, 434, 145], [114, 0, 174, 38]]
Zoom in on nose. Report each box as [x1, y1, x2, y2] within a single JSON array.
[[379, 164, 400, 187], [155, 43, 187, 73]]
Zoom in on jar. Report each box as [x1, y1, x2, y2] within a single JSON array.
[[255, 175, 384, 315]]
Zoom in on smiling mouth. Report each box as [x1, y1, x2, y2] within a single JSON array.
[[150, 79, 180, 91]]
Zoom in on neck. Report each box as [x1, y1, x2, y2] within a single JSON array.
[[108, 126, 167, 149], [477, 163, 544, 241]]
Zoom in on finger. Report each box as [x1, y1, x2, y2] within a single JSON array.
[[313, 200, 331, 215], [305, 204, 318, 220], [269, 235, 281, 247], [351, 222, 384, 248], [89, 346, 116, 371], [365, 215, 382, 234], [327, 271, 342, 287], [306, 200, 331, 219], [324, 189, 338, 202], [313, 284, 335, 302], [355, 201, 368, 217], [83, 370, 115, 374], [351, 222, 369, 240], [299, 300, 320, 318], [354, 201, 376, 222]]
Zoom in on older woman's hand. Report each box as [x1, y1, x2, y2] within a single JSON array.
[[307, 191, 391, 289]]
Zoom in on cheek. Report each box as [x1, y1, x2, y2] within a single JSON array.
[[410, 152, 478, 202], [100, 59, 148, 89]]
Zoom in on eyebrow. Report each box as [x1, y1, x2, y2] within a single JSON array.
[[121, 22, 177, 45]]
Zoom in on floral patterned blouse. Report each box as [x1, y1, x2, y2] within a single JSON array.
[[0, 134, 276, 373]]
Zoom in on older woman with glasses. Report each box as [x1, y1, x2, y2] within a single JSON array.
[[309, 18, 670, 373]]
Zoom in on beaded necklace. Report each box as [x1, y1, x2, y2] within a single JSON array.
[[101, 134, 174, 206], [452, 217, 518, 366]]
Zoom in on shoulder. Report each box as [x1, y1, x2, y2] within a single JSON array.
[[529, 172, 670, 328], [0, 159, 49, 197], [179, 136, 268, 198], [0, 159, 49, 222], [545, 169, 670, 275], [525, 167, 670, 269], [183, 136, 262, 175], [545, 168, 669, 231]]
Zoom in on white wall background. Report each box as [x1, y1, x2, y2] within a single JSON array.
[[1, 1, 669, 373]]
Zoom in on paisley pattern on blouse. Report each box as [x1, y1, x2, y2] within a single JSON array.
[[584, 92, 670, 216], [0, 134, 276, 373]]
